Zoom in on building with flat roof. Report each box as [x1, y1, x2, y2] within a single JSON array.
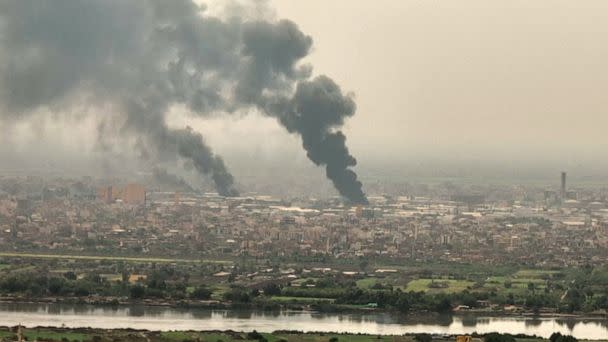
[[123, 183, 145, 205]]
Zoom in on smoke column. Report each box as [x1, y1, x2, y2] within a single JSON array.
[[0, 0, 367, 203], [152, 168, 194, 192]]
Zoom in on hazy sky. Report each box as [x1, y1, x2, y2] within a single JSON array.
[[265, 0, 608, 163], [3, 0, 608, 183]]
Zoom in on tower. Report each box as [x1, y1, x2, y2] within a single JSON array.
[[174, 191, 181, 206], [561, 171, 567, 199]]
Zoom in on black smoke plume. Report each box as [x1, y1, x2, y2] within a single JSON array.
[[268, 76, 367, 204], [152, 168, 194, 193], [0, 0, 367, 203]]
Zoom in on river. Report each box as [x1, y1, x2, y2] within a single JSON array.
[[0, 303, 606, 339]]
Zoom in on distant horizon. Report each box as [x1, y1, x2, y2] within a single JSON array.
[[2, 1, 608, 199], [2, 157, 608, 193]]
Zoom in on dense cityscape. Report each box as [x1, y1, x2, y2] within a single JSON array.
[[2, 0, 608, 340], [1, 173, 607, 267], [0, 173, 607, 322]]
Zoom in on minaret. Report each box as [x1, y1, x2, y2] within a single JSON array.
[[561, 171, 567, 199]]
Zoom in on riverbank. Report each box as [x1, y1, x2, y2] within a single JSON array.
[[0, 296, 605, 321], [2, 252, 606, 324], [0, 326, 582, 342], [1, 302, 607, 339]]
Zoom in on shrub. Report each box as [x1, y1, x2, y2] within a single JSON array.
[[246, 330, 266, 341], [190, 286, 212, 300], [129, 285, 145, 299], [414, 333, 432, 342], [484, 333, 516, 342], [550, 332, 577, 342], [262, 283, 281, 296]]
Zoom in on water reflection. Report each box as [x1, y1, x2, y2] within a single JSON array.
[[371, 313, 397, 325], [461, 315, 479, 327], [219, 310, 253, 319], [525, 317, 543, 327], [435, 314, 454, 326], [46, 305, 58, 315], [128, 306, 145, 317], [555, 319, 577, 331], [0, 303, 605, 340], [190, 310, 212, 320]]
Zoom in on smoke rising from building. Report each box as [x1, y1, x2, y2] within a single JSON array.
[[0, 0, 367, 203], [152, 168, 195, 193], [269, 76, 367, 204]]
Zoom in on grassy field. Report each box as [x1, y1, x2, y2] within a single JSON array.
[[268, 335, 414, 342], [405, 279, 475, 293], [514, 269, 561, 278], [356, 277, 379, 289], [0, 252, 231, 265], [7, 265, 37, 273], [0, 327, 596, 342], [160, 331, 419, 342], [0, 328, 87, 342], [210, 285, 230, 301], [291, 278, 319, 286], [483, 270, 554, 296], [143, 334, 560, 342], [0, 328, 419, 342], [24, 329, 88, 342], [0, 330, 16, 340], [270, 295, 335, 303]]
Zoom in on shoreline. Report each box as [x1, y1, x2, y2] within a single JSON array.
[[1, 297, 606, 321], [2, 326, 607, 342], [2, 302, 607, 340], [0, 326, 556, 342]]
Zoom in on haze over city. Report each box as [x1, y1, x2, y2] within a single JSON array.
[[0, 1, 608, 341], [3, 0, 608, 195]]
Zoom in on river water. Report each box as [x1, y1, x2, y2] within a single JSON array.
[[0, 303, 606, 339]]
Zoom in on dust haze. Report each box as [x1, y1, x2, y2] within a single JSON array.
[[3, 0, 608, 197]]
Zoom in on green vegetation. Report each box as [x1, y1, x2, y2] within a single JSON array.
[[0, 330, 16, 340], [122, 331, 419, 342], [160, 331, 205, 341], [270, 296, 335, 303], [0, 327, 578, 342], [24, 328, 88, 342], [190, 286, 213, 300], [0, 253, 607, 315], [0, 252, 231, 264], [355, 277, 379, 289], [484, 333, 516, 342], [513, 270, 562, 279], [549, 333, 578, 342], [405, 279, 475, 293]]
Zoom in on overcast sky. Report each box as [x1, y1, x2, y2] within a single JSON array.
[[3, 0, 608, 181], [262, 0, 608, 165]]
